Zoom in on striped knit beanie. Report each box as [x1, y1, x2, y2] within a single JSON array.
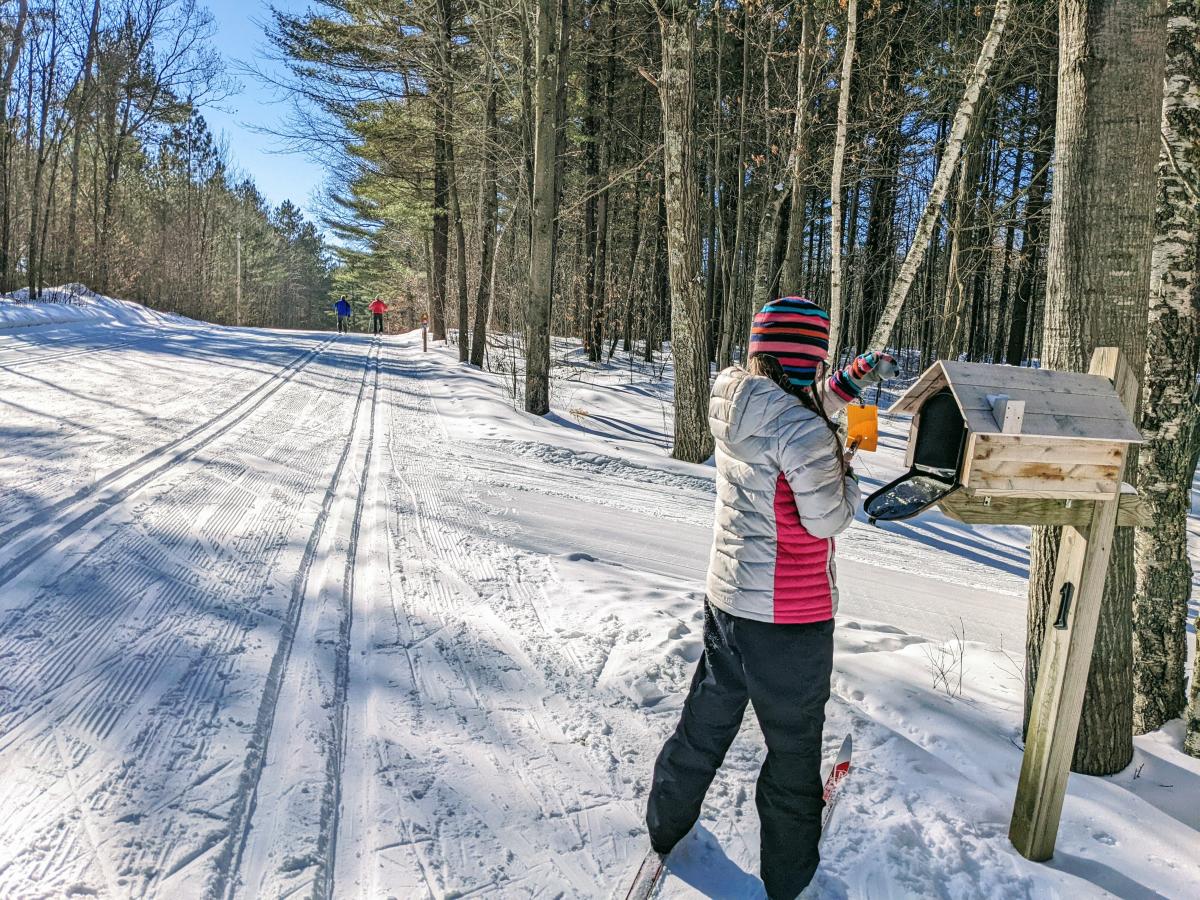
[[747, 296, 830, 389]]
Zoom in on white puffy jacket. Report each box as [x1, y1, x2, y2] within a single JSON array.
[[706, 367, 860, 624]]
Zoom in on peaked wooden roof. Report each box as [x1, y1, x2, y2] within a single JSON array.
[[890, 361, 1143, 443]]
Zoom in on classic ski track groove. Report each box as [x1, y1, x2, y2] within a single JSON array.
[[0, 336, 368, 896], [0, 332, 338, 528], [0, 334, 338, 592], [214, 337, 380, 900], [317, 339, 381, 899], [315, 354, 648, 897]]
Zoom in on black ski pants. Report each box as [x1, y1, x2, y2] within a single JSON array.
[[646, 601, 833, 900], [372, 313, 383, 334]]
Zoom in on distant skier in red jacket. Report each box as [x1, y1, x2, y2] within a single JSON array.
[[368, 298, 387, 334]]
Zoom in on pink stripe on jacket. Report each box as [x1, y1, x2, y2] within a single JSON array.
[[771, 474, 835, 622], [706, 367, 859, 625]]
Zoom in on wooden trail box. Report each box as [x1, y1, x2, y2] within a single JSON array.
[[865, 356, 1148, 527], [865, 348, 1146, 864]]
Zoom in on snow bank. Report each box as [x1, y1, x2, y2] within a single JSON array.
[[0, 283, 195, 331]]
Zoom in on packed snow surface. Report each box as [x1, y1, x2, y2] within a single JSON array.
[[0, 295, 1197, 899]]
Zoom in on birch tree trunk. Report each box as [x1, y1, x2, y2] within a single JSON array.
[[826, 0, 857, 362], [526, 0, 562, 414], [1025, 0, 1168, 775], [657, 0, 712, 463], [865, 0, 1012, 353], [780, 0, 815, 298], [1135, 0, 1200, 739]]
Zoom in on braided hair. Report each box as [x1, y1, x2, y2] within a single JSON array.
[[746, 353, 846, 475]]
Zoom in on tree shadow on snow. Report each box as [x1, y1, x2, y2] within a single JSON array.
[[1046, 852, 1170, 900]]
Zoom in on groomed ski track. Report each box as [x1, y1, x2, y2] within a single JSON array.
[[0, 327, 678, 897]]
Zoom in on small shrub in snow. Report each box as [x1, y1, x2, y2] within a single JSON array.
[[923, 618, 967, 698]]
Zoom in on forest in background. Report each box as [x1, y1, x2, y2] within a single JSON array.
[[269, 0, 1056, 372], [0, 0, 333, 328]]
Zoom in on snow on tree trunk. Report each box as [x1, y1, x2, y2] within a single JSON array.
[[1025, 0, 1168, 775], [657, 1, 713, 464], [865, 0, 1012, 354], [525, 0, 561, 415], [1135, 0, 1200, 742]]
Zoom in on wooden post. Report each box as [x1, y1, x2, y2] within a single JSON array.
[[1009, 347, 1137, 860]]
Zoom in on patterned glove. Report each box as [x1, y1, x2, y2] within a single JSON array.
[[829, 351, 899, 400]]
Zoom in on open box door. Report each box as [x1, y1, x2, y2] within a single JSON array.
[[863, 389, 964, 522]]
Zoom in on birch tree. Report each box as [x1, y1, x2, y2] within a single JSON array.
[[825, 0, 856, 362], [865, 0, 1013, 353], [1133, 0, 1200, 742]]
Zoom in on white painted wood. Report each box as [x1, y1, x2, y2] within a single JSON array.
[[987, 394, 1025, 433]]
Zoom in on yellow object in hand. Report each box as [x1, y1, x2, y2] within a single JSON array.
[[846, 403, 879, 453]]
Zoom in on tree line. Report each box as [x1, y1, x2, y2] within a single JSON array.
[[270, 0, 1064, 426], [271, 0, 1199, 768], [0, 0, 333, 328]]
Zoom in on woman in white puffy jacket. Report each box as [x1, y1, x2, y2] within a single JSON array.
[[645, 296, 895, 899]]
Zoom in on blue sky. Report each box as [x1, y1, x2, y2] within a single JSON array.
[[199, 0, 328, 227]]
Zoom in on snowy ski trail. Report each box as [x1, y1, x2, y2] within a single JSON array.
[[0, 333, 380, 896], [325, 348, 645, 897], [0, 327, 336, 542], [0, 335, 336, 594], [223, 338, 382, 900], [2, 313, 1196, 899]]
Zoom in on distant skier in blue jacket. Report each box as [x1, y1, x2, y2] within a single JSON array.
[[334, 297, 352, 333]]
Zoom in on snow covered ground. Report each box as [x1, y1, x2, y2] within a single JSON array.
[[1, 293, 1197, 899]]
